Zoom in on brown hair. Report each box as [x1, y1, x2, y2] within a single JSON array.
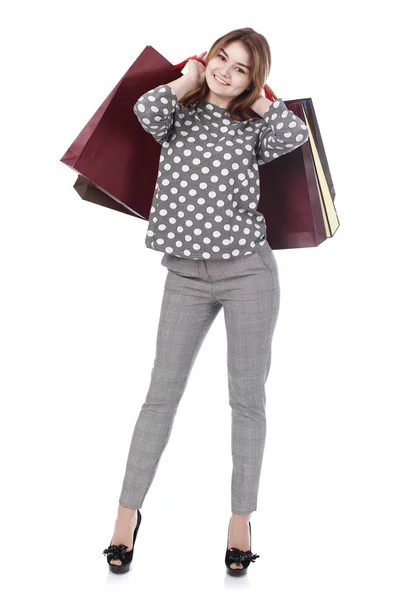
[[179, 27, 273, 122]]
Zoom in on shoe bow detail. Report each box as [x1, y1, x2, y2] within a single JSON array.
[[102, 544, 129, 561], [227, 547, 260, 565]]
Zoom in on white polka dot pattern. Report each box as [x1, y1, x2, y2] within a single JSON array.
[[133, 84, 309, 260]]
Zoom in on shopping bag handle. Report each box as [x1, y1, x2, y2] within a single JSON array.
[[171, 56, 276, 101]]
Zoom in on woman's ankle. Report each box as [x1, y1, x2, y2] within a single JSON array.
[[117, 504, 138, 520], [231, 511, 251, 521]]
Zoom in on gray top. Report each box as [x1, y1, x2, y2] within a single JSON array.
[[134, 84, 309, 260]]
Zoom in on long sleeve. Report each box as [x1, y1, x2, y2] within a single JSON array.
[[255, 98, 309, 165], [133, 84, 179, 145]]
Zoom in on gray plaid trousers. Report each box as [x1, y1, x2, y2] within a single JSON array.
[[118, 240, 280, 515]]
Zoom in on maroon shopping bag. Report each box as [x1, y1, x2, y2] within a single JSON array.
[[61, 44, 338, 249], [72, 174, 140, 217], [257, 97, 339, 249], [60, 45, 182, 220]]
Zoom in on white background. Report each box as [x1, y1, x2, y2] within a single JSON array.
[[1, 0, 406, 598]]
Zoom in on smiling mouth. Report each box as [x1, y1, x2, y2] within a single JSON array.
[[213, 74, 229, 86]]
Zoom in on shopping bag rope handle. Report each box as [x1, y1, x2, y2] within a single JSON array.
[[170, 56, 276, 101]]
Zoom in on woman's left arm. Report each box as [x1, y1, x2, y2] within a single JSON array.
[[251, 95, 310, 165]]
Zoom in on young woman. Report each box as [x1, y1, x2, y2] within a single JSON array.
[[103, 27, 309, 575]]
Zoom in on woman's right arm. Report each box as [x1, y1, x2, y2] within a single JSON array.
[[167, 73, 198, 100], [133, 74, 197, 145]]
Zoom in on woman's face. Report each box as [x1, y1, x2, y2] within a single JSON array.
[[204, 41, 252, 108]]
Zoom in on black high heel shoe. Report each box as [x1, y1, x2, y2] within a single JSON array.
[[102, 508, 142, 574], [225, 516, 260, 576]]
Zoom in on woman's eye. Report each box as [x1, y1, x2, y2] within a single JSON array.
[[218, 54, 245, 73]]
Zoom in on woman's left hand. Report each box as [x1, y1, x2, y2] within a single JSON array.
[[250, 94, 272, 117]]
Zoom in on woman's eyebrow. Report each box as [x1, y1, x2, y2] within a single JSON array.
[[220, 48, 251, 71]]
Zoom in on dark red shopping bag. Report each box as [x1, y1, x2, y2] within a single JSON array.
[[257, 97, 339, 249], [60, 45, 178, 220], [61, 45, 338, 249], [72, 174, 140, 217]]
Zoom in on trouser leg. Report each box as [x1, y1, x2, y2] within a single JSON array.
[[222, 246, 281, 514], [119, 269, 221, 509]]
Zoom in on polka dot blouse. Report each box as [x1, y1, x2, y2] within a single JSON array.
[[134, 84, 309, 260]]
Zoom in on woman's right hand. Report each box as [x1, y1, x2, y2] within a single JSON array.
[[185, 51, 208, 87]]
